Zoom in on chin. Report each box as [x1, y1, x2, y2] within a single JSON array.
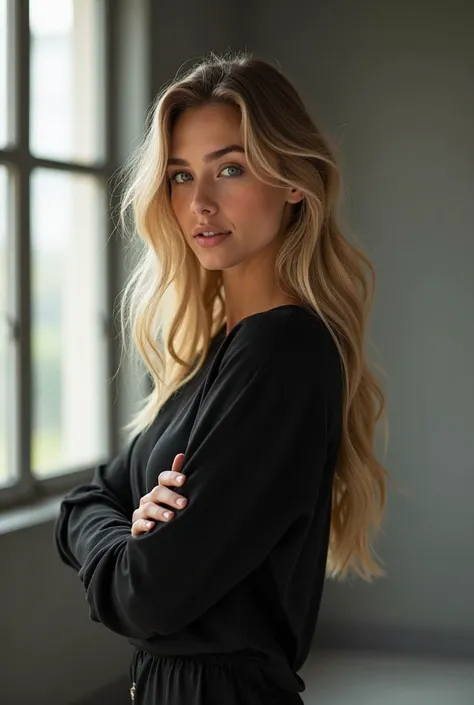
[[198, 258, 231, 272], [196, 253, 247, 272], [198, 261, 223, 271]]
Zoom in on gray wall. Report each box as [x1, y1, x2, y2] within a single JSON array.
[[1, 0, 473, 704], [245, 0, 474, 656]]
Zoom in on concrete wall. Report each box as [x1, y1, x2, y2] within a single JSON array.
[[245, 0, 474, 655]]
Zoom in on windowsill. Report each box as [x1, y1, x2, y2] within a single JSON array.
[[0, 495, 63, 535]]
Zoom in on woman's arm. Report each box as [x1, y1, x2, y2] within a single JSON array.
[[67, 316, 339, 640], [54, 435, 138, 572]]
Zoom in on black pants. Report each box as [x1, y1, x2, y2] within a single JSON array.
[[129, 650, 305, 705]]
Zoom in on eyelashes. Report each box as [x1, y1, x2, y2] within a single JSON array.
[[169, 165, 244, 184]]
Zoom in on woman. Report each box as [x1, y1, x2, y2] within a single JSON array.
[[55, 51, 390, 704]]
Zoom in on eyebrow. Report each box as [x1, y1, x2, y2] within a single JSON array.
[[167, 144, 245, 167]]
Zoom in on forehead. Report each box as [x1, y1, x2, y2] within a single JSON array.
[[170, 103, 242, 149]]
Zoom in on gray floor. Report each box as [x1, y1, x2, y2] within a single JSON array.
[[299, 651, 474, 705]]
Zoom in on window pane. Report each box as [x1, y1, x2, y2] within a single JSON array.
[[31, 169, 109, 478], [30, 0, 105, 164], [0, 165, 15, 486]]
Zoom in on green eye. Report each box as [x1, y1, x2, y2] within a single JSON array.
[[170, 171, 191, 184], [169, 165, 243, 184], [221, 166, 243, 177]]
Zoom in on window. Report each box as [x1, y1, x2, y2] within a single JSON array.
[[0, 0, 123, 506], [30, 169, 108, 478]]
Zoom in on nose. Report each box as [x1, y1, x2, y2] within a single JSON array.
[[190, 183, 218, 217]]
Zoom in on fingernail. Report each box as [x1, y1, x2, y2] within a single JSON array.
[[176, 475, 184, 484]]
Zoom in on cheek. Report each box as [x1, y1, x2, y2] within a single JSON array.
[[241, 187, 285, 230], [169, 191, 190, 228], [170, 189, 183, 212], [229, 184, 279, 216]]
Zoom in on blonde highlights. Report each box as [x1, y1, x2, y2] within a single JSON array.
[[117, 50, 391, 582]]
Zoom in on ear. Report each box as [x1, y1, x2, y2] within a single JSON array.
[[286, 187, 304, 205]]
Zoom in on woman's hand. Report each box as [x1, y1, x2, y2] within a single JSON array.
[[131, 453, 187, 536]]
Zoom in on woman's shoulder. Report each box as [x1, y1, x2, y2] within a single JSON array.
[[220, 304, 340, 372]]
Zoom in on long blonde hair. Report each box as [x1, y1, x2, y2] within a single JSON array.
[[116, 50, 391, 583]]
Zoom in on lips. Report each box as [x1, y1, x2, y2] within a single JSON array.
[[193, 224, 232, 237], [194, 230, 231, 237]]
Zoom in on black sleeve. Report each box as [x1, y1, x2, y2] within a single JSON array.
[[54, 437, 138, 573], [64, 320, 334, 639]]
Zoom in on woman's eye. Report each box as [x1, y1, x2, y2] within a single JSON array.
[[170, 171, 190, 184], [221, 165, 243, 177], [169, 165, 243, 184]]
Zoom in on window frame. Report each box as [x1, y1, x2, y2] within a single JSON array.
[[0, 0, 131, 509]]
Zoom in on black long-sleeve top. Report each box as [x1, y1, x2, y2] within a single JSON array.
[[54, 304, 343, 695]]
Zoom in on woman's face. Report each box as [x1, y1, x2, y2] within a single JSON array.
[[166, 102, 302, 271]]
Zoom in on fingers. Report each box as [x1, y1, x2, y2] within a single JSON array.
[[171, 453, 185, 473], [139, 470, 184, 509], [163, 452, 186, 486], [131, 519, 155, 537], [157, 469, 186, 488], [131, 487, 188, 537], [136, 479, 187, 516], [155, 452, 185, 488], [131, 454, 187, 537], [157, 472, 186, 490], [133, 498, 178, 524], [131, 502, 176, 536], [149, 485, 187, 508]]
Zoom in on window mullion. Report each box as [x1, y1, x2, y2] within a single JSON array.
[[13, 0, 34, 501], [104, 0, 118, 457]]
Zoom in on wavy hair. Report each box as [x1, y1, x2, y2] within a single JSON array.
[[116, 50, 391, 582]]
